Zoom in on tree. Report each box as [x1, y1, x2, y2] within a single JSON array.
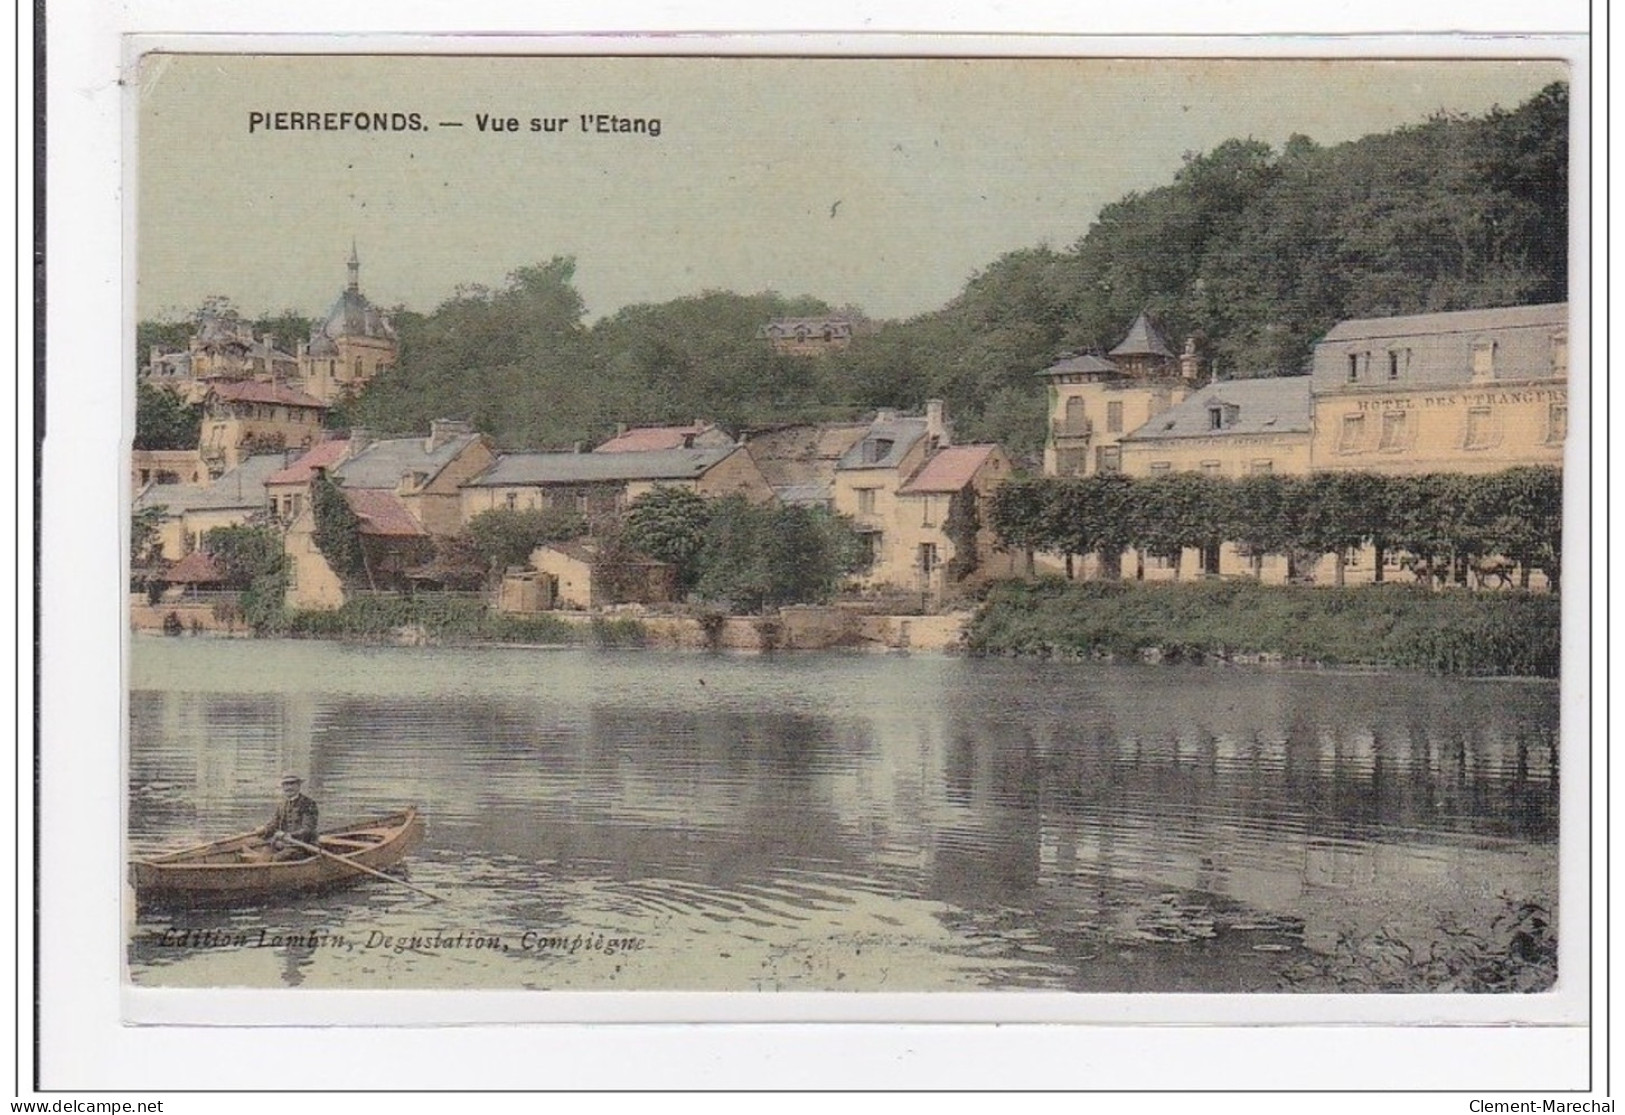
[[134, 382, 203, 451], [621, 487, 713, 594], [465, 507, 587, 575], [692, 497, 861, 612], [201, 523, 286, 631], [311, 472, 368, 584], [989, 477, 1054, 575], [1131, 472, 1223, 581]]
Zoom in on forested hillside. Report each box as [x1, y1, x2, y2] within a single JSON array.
[[148, 83, 1568, 457]]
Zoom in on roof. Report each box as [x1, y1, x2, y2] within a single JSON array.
[[1121, 376, 1312, 442], [594, 423, 723, 454], [467, 446, 742, 487], [1319, 302, 1568, 344], [313, 287, 396, 347], [333, 433, 482, 489], [744, 423, 871, 488], [899, 445, 999, 494], [344, 489, 426, 537], [535, 539, 666, 567], [133, 454, 287, 514], [207, 380, 328, 409], [165, 550, 225, 584], [1109, 312, 1176, 359], [836, 418, 929, 472], [1036, 352, 1119, 378], [774, 483, 835, 506], [267, 439, 350, 486]]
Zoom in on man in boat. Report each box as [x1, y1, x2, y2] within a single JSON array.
[[255, 773, 319, 862]]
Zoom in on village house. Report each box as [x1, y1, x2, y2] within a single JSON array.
[[262, 436, 351, 525], [461, 444, 774, 522], [323, 421, 495, 538], [1308, 303, 1568, 476], [893, 443, 1020, 597], [756, 315, 860, 356], [741, 421, 872, 509], [131, 448, 207, 495], [516, 539, 678, 611], [131, 453, 288, 562], [144, 302, 300, 398], [198, 381, 328, 478], [831, 401, 952, 587], [283, 485, 432, 610], [593, 421, 734, 454], [1038, 312, 1206, 478]]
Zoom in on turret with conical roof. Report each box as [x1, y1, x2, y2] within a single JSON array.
[[296, 246, 398, 405], [1108, 311, 1178, 380]]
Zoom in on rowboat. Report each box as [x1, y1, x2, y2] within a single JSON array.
[[130, 808, 425, 907]]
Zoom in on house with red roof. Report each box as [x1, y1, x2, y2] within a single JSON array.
[[199, 379, 329, 477], [593, 421, 733, 454], [888, 443, 1018, 599]]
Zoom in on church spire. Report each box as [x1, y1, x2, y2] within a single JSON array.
[[347, 240, 360, 293]]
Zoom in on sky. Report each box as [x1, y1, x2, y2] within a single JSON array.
[[135, 55, 1568, 324]]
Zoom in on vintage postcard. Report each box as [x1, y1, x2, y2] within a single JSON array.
[[118, 47, 1583, 1029]]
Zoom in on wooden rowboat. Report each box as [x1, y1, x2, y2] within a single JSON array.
[[131, 808, 425, 906]]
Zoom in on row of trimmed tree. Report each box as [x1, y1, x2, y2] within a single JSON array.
[[988, 466, 1563, 590]]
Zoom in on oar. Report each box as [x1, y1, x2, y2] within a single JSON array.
[[285, 836, 444, 903], [134, 828, 263, 865]]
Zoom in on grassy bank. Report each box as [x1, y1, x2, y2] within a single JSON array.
[[966, 579, 1561, 677], [271, 595, 646, 648]]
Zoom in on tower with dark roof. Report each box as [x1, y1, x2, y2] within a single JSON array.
[[1107, 311, 1178, 380], [297, 246, 398, 405]]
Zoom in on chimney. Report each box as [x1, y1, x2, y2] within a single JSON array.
[[427, 418, 474, 452], [925, 399, 949, 449], [1181, 337, 1202, 382], [682, 433, 696, 449], [573, 441, 584, 454], [875, 408, 898, 423], [347, 428, 373, 458], [615, 422, 628, 437], [262, 333, 276, 352]]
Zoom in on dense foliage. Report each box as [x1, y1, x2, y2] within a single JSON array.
[[967, 578, 1561, 677], [464, 507, 588, 574], [200, 523, 287, 631], [311, 472, 367, 583], [988, 467, 1562, 590], [134, 382, 203, 451], [141, 84, 1562, 462]]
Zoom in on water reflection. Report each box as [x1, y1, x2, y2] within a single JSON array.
[[128, 640, 1558, 991]]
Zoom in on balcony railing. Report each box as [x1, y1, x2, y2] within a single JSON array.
[[1051, 418, 1093, 441]]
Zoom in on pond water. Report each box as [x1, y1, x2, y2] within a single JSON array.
[[127, 637, 1558, 992]]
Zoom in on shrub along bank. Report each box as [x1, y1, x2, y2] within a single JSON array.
[[272, 594, 643, 648], [965, 579, 1560, 677]]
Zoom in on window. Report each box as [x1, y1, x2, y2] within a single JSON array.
[[918, 543, 939, 574], [857, 531, 880, 571], [1208, 407, 1224, 431], [1551, 332, 1568, 376], [1149, 461, 1172, 473], [1061, 397, 1087, 436], [291, 493, 303, 518], [1106, 401, 1124, 433], [1338, 414, 1366, 453], [863, 438, 894, 464], [1200, 460, 1222, 476], [1249, 460, 1273, 475], [1347, 353, 1360, 382], [921, 497, 936, 527], [1056, 448, 1086, 477], [1471, 340, 1497, 380], [1378, 410, 1409, 451], [505, 492, 518, 511], [1388, 350, 1402, 380], [1547, 402, 1568, 445], [1096, 445, 1121, 474], [1464, 406, 1495, 450], [857, 488, 877, 515]]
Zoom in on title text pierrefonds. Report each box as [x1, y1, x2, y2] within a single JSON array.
[[247, 111, 663, 137]]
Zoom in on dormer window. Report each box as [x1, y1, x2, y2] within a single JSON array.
[[1347, 353, 1360, 382], [1208, 407, 1224, 431], [1551, 332, 1568, 377], [1387, 350, 1402, 380], [1471, 339, 1497, 380], [862, 438, 894, 465]]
